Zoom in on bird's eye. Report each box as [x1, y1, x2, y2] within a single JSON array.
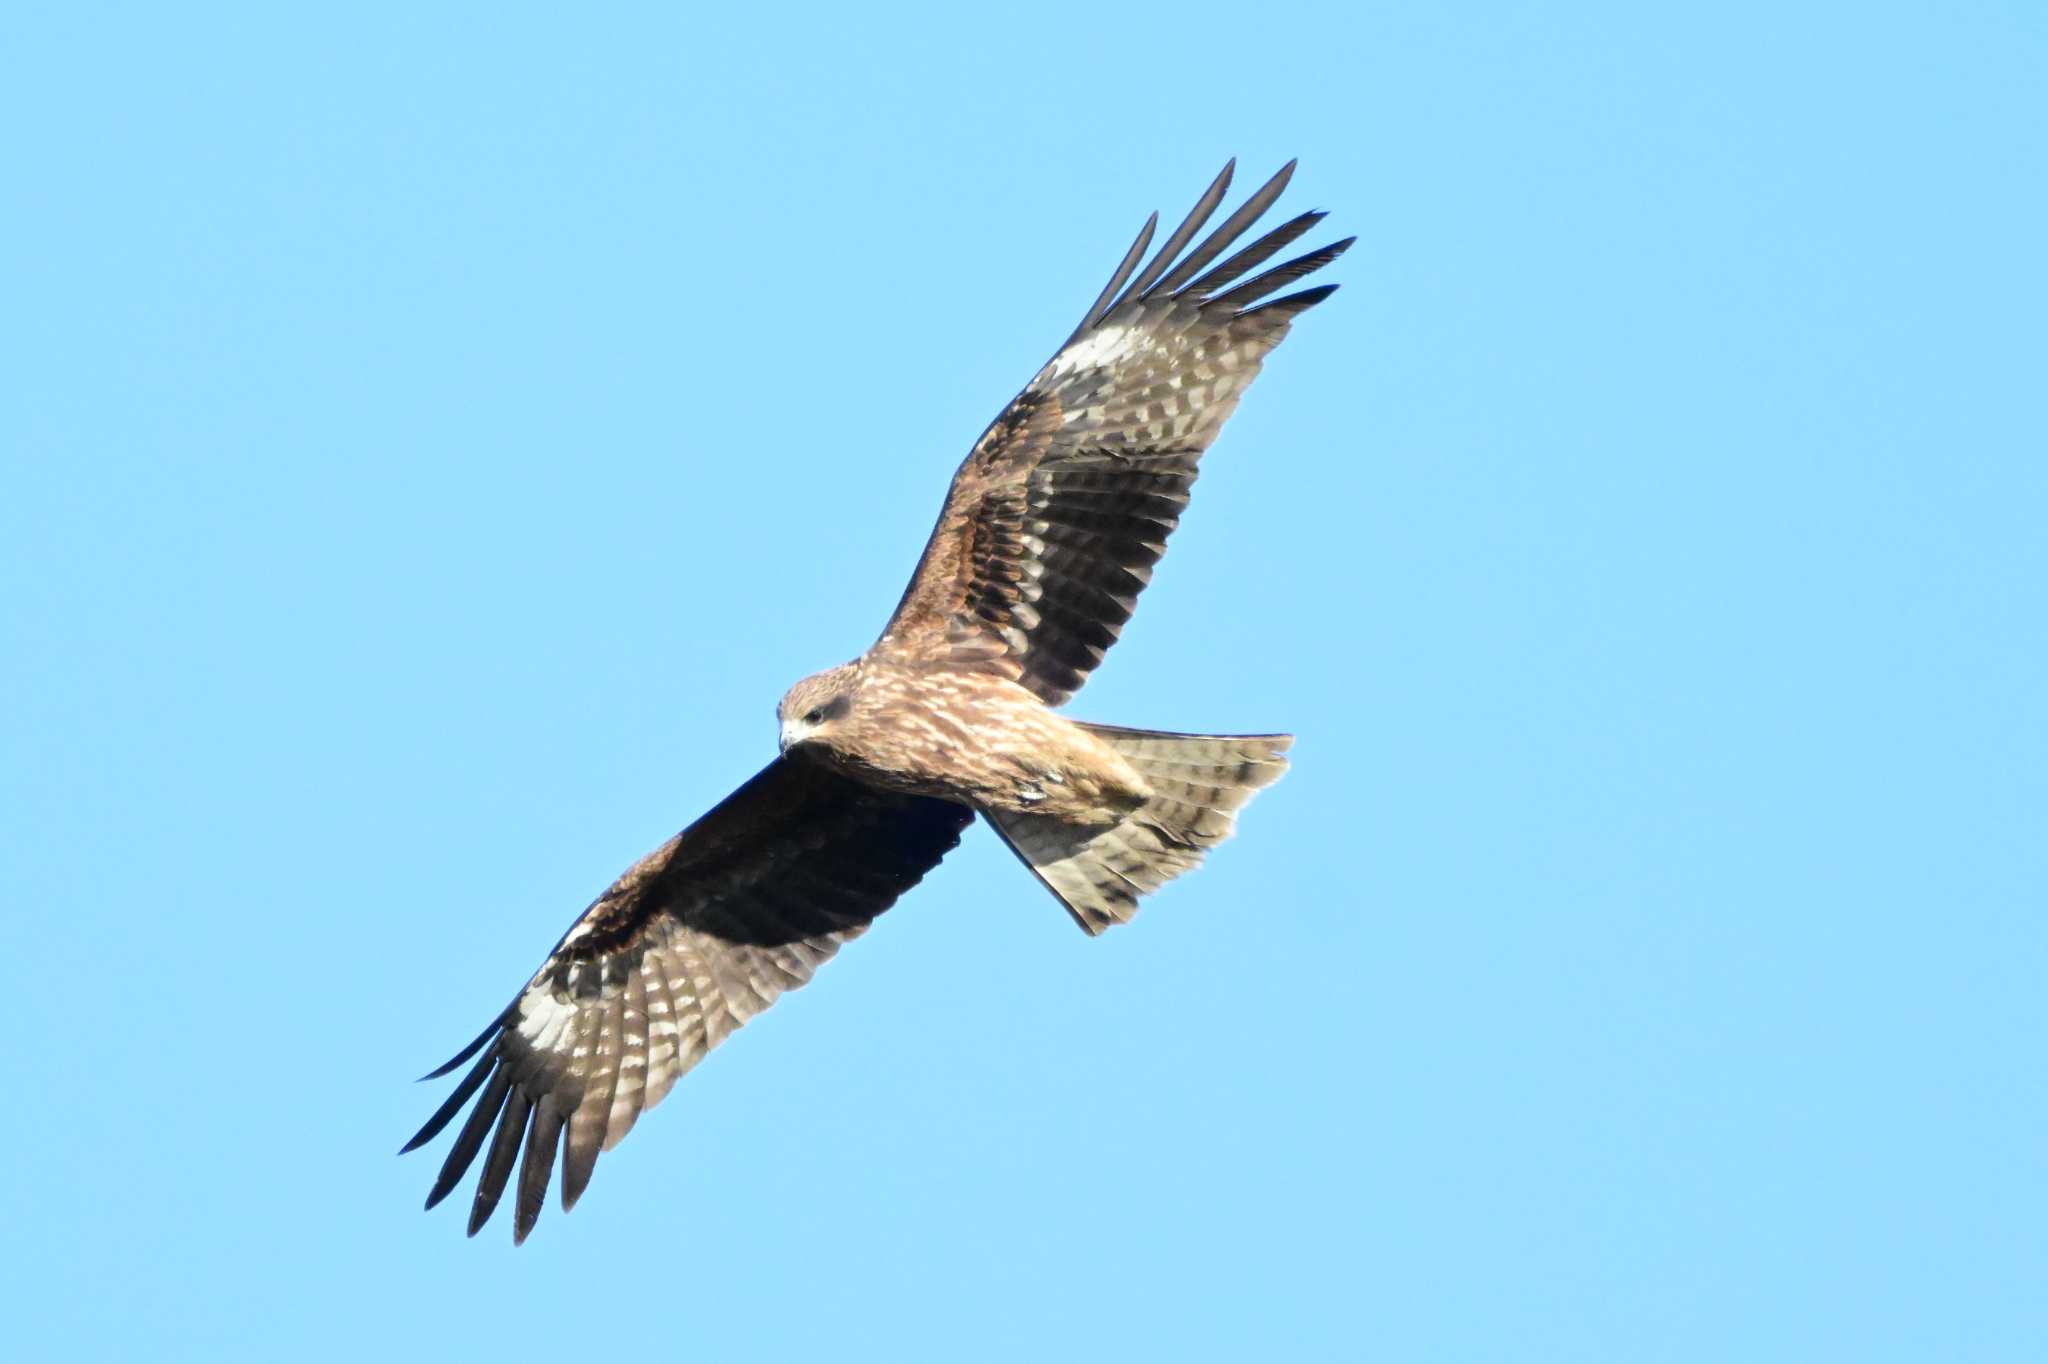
[[803, 707, 826, 725]]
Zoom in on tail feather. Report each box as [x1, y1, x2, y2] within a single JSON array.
[[986, 725, 1290, 935]]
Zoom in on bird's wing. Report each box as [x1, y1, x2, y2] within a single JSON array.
[[876, 160, 1350, 705], [402, 756, 972, 1242]]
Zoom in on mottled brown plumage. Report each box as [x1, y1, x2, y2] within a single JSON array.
[[778, 660, 1146, 821], [407, 160, 1345, 1241]]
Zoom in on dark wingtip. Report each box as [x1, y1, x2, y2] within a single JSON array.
[[560, 1147, 595, 1214], [1246, 282, 1340, 320], [512, 1103, 563, 1245], [465, 1091, 531, 1237], [1181, 211, 1323, 300], [1068, 209, 1160, 344], [1109, 161, 1238, 313], [417, 1016, 501, 1081], [1216, 236, 1355, 314], [402, 1046, 499, 1154], [422, 1067, 512, 1214], [1154, 163, 1302, 299], [1255, 158, 1297, 202]]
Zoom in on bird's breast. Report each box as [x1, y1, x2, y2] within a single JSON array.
[[826, 669, 1146, 822]]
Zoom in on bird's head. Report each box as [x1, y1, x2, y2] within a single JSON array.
[[777, 663, 859, 756]]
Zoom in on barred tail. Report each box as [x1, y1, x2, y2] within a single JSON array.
[[985, 725, 1291, 935]]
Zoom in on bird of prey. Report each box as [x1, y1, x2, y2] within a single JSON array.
[[404, 159, 1349, 1241]]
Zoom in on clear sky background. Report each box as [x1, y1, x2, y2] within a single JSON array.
[[4, 4, 2043, 1360]]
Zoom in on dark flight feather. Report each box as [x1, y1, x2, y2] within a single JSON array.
[[1156, 160, 1296, 295], [1108, 159, 1235, 312], [1211, 239, 1356, 313], [1185, 208, 1325, 295], [1069, 213, 1158, 343]]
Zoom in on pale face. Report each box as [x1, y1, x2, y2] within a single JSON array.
[[776, 663, 858, 754]]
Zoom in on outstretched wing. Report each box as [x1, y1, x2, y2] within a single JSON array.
[[402, 756, 972, 1242], [877, 159, 1350, 705]]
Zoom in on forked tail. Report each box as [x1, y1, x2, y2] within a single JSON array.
[[985, 724, 1291, 934]]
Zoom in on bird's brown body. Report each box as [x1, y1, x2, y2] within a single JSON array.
[[780, 659, 1147, 823]]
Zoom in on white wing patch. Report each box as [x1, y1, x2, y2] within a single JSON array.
[[1049, 322, 1159, 378], [516, 988, 578, 1046]]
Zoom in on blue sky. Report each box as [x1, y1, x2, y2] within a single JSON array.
[[4, 3, 2043, 1360]]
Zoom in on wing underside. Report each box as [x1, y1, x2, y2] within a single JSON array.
[[879, 160, 1351, 705], [402, 757, 972, 1242]]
